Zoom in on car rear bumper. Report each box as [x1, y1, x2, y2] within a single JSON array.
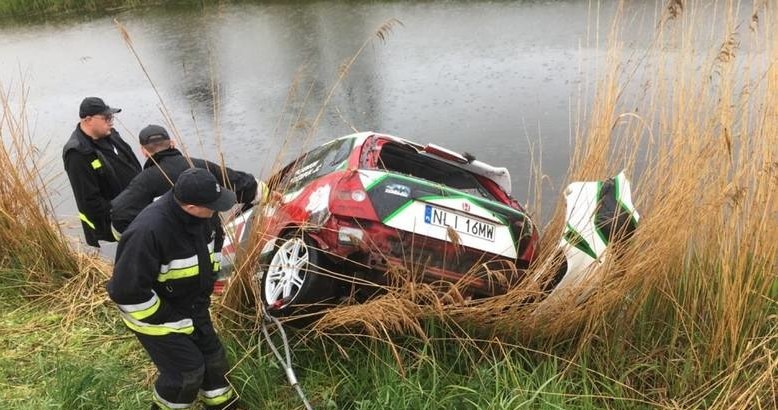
[[317, 216, 525, 296]]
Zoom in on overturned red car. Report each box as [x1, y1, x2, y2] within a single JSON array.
[[221, 132, 540, 313]]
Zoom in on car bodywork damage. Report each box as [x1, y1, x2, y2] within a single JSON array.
[[221, 132, 639, 314]]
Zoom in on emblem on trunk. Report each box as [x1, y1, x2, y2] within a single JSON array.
[[384, 183, 410, 198]]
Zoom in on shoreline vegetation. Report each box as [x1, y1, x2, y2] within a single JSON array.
[[2, 2, 777, 409], [0, 0, 151, 19]]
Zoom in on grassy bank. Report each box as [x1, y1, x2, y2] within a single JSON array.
[[0, 268, 657, 409], [1, 1, 778, 409], [0, 268, 774, 409]]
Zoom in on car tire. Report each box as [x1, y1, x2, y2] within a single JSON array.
[[259, 232, 335, 318]]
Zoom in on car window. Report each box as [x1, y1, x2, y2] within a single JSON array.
[[277, 138, 353, 192], [374, 142, 496, 201]]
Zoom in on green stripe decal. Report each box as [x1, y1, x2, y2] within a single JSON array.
[[382, 200, 414, 224], [564, 224, 597, 259], [594, 181, 609, 245], [364, 174, 389, 192], [368, 172, 524, 217]]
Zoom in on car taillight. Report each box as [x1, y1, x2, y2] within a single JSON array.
[[330, 173, 379, 221], [335, 189, 367, 202], [350, 190, 367, 202]]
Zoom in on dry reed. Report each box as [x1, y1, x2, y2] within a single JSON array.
[[218, 2, 778, 407], [0, 3, 774, 407], [0, 83, 79, 285]]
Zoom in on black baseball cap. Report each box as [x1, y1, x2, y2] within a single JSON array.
[[174, 168, 237, 212], [79, 97, 121, 119], [138, 124, 170, 145]]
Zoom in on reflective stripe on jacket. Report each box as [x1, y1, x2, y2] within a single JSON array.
[[107, 191, 219, 336], [63, 124, 141, 246]]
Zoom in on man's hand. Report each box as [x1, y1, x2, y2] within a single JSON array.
[[253, 180, 282, 205]]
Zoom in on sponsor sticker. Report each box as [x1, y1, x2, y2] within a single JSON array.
[[384, 183, 411, 198]]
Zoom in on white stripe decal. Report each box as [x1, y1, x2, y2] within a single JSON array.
[[117, 291, 159, 313]]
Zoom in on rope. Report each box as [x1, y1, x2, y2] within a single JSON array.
[[260, 309, 313, 410]]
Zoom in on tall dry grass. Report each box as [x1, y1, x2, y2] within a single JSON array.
[[0, 84, 114, 331], [219, 1, 778, 407], [0, 85, 79, 283]]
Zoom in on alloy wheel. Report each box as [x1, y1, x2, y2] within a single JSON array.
[[264, 237, 309, 305]]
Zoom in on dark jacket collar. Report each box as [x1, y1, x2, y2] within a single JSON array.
[[64, 124, 125, 156], [63, 124, 97, 156], [143, 148, 182, 169]]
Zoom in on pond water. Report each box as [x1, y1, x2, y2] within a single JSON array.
[[0, 1, 688, 249]]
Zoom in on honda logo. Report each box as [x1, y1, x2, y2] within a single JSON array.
[[462, 202, 470, 212]]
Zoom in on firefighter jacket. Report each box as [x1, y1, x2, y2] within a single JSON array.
[[63, 124, 141, 246], [107, 191, 221, 337], [110, 148, 258, 234]]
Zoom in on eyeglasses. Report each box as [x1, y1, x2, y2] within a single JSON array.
[[91, 114, 114, 122]]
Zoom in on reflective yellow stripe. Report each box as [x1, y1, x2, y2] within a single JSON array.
[[127, 298, 160, 320], [212, 252, 220, 271], [200, 386, 234, 406], [91, 159, 102, 169], [259, 180, 270, 203], [117, 292, 161, 320], [160, 254, 198, 274], [79, 213, 96, 230], [121, 314, 194, 336], [158, 265, 199, 282], [158, 249, 218, 282], [111, 224, 121, 241]]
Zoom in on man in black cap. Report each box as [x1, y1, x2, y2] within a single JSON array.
[[63, 97, 142, 247], [110, 124, 263, 295], [107, 168, 239, 410], [110, 124, 261, 235]]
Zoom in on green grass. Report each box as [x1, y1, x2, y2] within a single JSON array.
[[0, 266, 668, 410], [0, 269, 150, 409]]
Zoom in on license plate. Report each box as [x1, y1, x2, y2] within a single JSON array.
[[424, 204, 495, 241]]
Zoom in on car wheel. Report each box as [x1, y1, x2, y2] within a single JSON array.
[[259, 232, 334, 317]]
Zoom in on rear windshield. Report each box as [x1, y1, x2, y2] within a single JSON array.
[[276, 138, 353, 192], [373, 142, 495, 200]]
